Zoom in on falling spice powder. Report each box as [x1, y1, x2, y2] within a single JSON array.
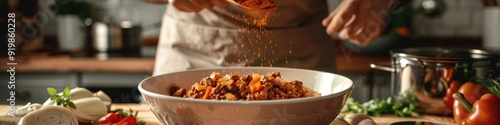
[[234, 0, 277, 10], [224, 0, 291, 67]]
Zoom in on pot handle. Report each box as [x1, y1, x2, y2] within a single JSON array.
[[370, 62, 395, 72]]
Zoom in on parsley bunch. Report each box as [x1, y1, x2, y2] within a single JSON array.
[[342, 95, 420, 117]]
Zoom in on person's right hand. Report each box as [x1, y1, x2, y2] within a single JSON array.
[[168, 0, 228, 12]]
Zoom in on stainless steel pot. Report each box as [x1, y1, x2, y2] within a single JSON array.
[[89, 21, 160, 58], [371, 47, 499, 115]]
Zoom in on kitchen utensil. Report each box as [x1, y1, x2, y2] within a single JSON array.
[[138, 67, 354, 125], [227, 0, 277, 25], [483, 7, 500, 51], [370, 47, 499, 115], [227, 0, 276, 10], [420, 0, 446, 18], [91, 22, 109, 60]]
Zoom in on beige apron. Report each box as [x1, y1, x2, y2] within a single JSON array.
[[153, 0, 336, 76]]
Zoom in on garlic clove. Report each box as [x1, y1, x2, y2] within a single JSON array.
[[70, 88, 94, 100], [94, 90, 112, 112], [94, 90, 112, 103]]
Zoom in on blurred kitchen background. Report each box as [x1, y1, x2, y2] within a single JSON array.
[[0, 0, 499, 104]]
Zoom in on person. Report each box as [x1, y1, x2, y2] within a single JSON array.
[[146, 0, 396, 76]]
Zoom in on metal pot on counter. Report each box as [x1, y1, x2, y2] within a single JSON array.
[[87, 21, 160, 59], [371, 47, 499, 115]]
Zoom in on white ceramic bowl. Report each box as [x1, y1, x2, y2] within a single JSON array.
[[138, 67, 354, 125]]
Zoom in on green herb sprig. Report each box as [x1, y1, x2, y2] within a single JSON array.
[[342, 95, 420, 117], [47, 86, 77, 109]]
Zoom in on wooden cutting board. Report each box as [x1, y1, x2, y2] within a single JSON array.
[[0, 104, 456, 125]]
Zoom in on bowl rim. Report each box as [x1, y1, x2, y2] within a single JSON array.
[[138, 67, 354, 105]]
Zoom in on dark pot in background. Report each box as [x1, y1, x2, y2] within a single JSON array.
[[86, 21, 160, 58]]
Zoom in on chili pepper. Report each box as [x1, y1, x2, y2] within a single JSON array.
[[452, 82, 489, 123], [454, 93, 500, 125], [98, 112, 120, 123], [443, 80, 460, 110], [115, 116, 138, 125], [115, 112, 123, 121]]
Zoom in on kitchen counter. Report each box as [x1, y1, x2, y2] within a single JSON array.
[[0, 53, 386, 73], [0, 104, 456, 125], [0, 55, 155, 73], [0, 37, 492, 73]]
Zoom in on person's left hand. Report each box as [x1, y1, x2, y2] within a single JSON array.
[[322, 0, 395, 46]]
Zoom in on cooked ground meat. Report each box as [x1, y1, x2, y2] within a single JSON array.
[[168, 72, 320, 100]]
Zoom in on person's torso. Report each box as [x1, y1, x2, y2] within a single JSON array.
[[154, 0, 336, 75]]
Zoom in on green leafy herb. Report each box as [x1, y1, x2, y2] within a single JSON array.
[[342, 94, 420, 117], [47, 86, 77, 109], [138, 121, 146, 125], [480, 72, 500, 97]]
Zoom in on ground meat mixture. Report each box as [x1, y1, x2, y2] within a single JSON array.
[[168, 72, 320, 100]]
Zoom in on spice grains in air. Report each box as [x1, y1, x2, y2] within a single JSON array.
[[225, 0, 282, 67], [234, 0, 277, 10]]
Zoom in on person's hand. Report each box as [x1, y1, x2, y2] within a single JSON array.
[[168, 0, 228, 12], [322, 0, 395, 46]]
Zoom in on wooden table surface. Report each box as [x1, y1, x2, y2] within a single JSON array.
[[0, 103, 456, 125]]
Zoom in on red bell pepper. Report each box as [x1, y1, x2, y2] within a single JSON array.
[[442, 67, 454, 84], [443, 80, 460, 110], [454, 93, 500, 125], [451, 82, 489, 123]]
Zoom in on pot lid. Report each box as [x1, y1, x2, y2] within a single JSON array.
[[391, 47, 499, 62]]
